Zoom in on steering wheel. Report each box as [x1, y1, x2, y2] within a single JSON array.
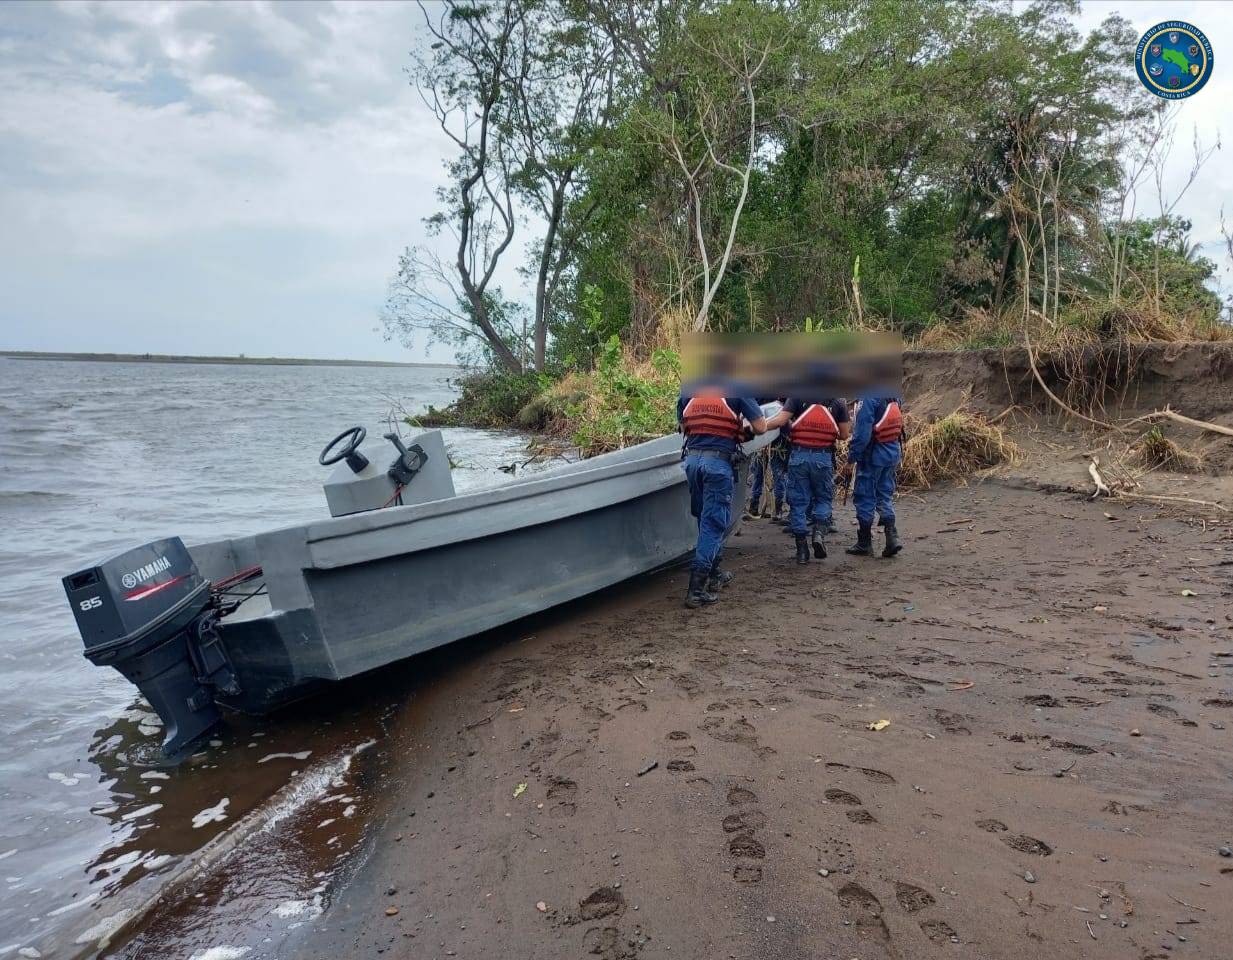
[[319, 426, 369, 473]]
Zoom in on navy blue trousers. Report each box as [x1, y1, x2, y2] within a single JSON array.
[[683, 454, 734, 572]]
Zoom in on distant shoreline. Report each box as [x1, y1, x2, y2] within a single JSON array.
[[0, 350, 458, 370]]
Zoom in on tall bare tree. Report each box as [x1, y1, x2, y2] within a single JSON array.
[[384, 0, 528, 373]]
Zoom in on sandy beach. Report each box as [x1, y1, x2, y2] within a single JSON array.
[[262, 478, 1233, 960]]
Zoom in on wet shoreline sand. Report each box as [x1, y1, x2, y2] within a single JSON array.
[[261, 479, 1233, 960]]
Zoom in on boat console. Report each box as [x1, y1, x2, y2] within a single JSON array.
[[320, 427, 455, 517]]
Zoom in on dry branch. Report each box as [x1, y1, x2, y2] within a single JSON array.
[[1116, 492, 1228, 513], [1127, 407, 1233, 438], [1088, 458, 1111, 499]]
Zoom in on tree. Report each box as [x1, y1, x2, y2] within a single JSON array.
[[505, 7, 617, 369], [385, 0, 529, 373]]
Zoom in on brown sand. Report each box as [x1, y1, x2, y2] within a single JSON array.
[[286, 480, 1233, 960]]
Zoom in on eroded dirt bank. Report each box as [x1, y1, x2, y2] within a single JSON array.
[[283, 480, 1233, 960]]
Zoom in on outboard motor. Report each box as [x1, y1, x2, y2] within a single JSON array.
[[63, 537, 238, 755]]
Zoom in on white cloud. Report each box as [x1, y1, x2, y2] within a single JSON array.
[[0, 0, 459, 361], [0, 1, 1228, 362]]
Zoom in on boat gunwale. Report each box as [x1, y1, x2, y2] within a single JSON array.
[[302, 442, 685, 547]]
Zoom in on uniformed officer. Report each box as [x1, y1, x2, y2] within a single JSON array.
[[678, 387, 768, 607], [765, 397, 850, 563], [841, 391, 905, 557]]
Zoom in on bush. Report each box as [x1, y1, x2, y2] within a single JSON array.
[[565, 336, 681, 456], [416, 368, 548, 430]]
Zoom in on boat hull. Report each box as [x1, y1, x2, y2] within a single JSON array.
[[194, 431, 773, 716]]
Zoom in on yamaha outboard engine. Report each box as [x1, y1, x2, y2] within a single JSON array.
[[63, 537, 238, 755]]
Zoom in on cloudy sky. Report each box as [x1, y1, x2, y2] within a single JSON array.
[[0, 1, 1230, 363]]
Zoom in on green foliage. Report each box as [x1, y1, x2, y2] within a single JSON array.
[[1112, 217, 1222, 322], [547, 283, 626, 372], [417, 368, 547, 430], [567, 336, 681, 455], [404, 0, 1229, 445]]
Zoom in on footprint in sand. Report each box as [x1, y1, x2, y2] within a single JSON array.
[[819, 836, 856, 875], [894, 881, 936, 913], [728, 833, 766, 858], [733, 865, 762, 883], [579, 886, 625, 921], [846, 809, 877, 824], [933, 709, 972, 736], [975, 818, 1008, 833], [1049, 740, 1096, 755], [921, 918, 959, 943], [666, 731, 691, 741], [727, 786, 758, 806], [1002, 834, 1053, 856], [836, 882, 890, 941], [582, 926, 622, 957], [825, 762, 897, 784], [547, 776, 578, 818], [722, 810, 768, 832], [666, 759, 695, 772], [723, 784, 767, 883], [824, 788, 862, 805]]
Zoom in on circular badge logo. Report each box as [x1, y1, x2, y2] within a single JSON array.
[[122, 573, 137, 589], [1136, 21, 1213, 99]]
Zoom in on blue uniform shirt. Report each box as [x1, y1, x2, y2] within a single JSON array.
[[676, 394, 764, 453], [847, 394, 903, 468]]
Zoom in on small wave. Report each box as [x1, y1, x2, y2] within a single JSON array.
[[0, 491, 79, 505]]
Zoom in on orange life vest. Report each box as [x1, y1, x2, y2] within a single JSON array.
[[790, 403, 839, 449], [681, 395, 741, 441], [873, 400, 904, 443]]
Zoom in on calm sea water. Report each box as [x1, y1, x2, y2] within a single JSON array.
[[0, 358, 544, 956]]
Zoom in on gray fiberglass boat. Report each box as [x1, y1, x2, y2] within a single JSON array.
[[63, 420, 776, 755]]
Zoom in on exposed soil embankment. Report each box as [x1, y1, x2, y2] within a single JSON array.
[[905, 342, 1233, 486], [905, 342, 1233, 426]]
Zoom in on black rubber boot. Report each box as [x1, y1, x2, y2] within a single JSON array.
[[811, 524, 827, 559], [772, 500, 785, 524], [881, 521, 902, 558], [685, 568, 718, 608], [795, 534, 811, 564], [845, 521, 873, 555]]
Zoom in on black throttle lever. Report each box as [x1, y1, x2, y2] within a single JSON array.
[[384, 432, 429, 487]]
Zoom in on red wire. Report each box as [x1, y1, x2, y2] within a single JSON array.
[[211, 564, 263, 591], [382, 484, 405, 509]]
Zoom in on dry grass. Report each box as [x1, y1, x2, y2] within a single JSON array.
[[911, 298, 1233, 353], [899, 411, 1019, 490], [1128, 427, 1202, 473]]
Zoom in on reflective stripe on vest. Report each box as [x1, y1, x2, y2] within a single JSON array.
[[682, 395, 741, 441], [873, 401, 904, 443], [790, 403, 839, 449]]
